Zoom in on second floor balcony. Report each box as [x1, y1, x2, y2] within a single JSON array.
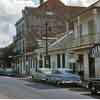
[[65, 33, 100, 50]]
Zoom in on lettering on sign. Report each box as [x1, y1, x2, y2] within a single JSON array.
[[89, 44, 100, 58]]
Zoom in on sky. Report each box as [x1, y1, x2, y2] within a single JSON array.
[[0, 0, 98, 48]]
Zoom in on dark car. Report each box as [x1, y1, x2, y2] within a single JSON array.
[[0, 69, 5, 75], [88, 78, 100, 94], [4, 70, 17, 77]]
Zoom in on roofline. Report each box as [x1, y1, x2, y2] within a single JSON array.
[[15, 17, 24, 26], [78, 0, 100, 15], [39, 0, 85, 8], [71, 0, 100, 21]]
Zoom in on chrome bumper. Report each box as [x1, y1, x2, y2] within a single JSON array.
[[61, 80, 82, 84]]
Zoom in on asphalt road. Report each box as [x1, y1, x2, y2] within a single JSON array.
[[0, 76, 98, 99]]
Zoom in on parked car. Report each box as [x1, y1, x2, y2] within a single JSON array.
[[32, 69, 51, 81], [4, 69, 17, 77], [47, 69, 81, 85], [88, 78, 100, 94], [0, 69, 5, 76]]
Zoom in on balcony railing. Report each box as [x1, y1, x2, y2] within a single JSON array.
[[65, 33, 100, 49], [72, 34, 96, 48]]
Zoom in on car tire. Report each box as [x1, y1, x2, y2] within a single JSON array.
[[91, 85, 97, 94], [56, 81, 60, 86]]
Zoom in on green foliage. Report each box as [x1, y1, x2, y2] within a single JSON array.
[[89, 32, 96, 35]]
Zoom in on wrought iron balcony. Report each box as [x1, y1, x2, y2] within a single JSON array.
[[72, 33, 96, 48], [65, 33, 99, 49]]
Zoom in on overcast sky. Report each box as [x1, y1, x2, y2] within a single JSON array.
[[0, 0, 98, 48]]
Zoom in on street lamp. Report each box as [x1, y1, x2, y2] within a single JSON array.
[[45, 11, 54, 68]]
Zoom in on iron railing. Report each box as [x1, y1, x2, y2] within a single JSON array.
[[65, 33, 100, 49]]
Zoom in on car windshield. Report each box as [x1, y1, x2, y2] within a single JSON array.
[[52, 70, 62, 74], [64, 70, 73, 74]]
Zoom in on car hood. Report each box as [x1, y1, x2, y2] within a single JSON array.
[[55, 73, 80, 79]]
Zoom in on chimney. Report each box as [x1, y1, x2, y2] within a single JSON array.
[[48, 0, 57, 7], [40, 0, 44, 5]]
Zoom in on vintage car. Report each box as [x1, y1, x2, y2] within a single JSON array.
[[47, 69, 81, 85], [32, 69, 51, 81]]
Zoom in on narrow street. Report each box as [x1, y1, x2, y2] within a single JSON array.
[[0, 76, 98, 99]]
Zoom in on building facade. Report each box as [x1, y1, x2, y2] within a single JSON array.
[[35, 0, 100, 81], [14, 0, 85, 75]]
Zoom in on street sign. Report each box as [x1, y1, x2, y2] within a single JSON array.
[[89, 43, 100, 58]]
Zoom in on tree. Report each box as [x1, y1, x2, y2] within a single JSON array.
[[3, 43, 17, 67]]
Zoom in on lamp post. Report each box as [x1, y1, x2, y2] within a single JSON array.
[[45, 11, 54, 68]]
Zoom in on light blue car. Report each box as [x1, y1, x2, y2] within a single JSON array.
[[47, 69, 81, 85]]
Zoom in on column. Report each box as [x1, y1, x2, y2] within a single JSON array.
[[60, 54, 62, 69], [65, 52, 69, 69], [66, 22, 69, 33], [31, 56, 33, 69], [16, 58, 18, 73], [42, 55, 45, 68], [21, 57, 24, 74], [83, 52, 89, 80], [37, 55, 40, 69], [51, 55, 57, 70], [24, 55, 26, 74]]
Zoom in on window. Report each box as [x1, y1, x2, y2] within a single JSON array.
[[62, 54, 65, 68], [57, 54, 60, 68]]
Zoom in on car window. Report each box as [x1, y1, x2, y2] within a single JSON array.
[[52, 70, 62, 74]]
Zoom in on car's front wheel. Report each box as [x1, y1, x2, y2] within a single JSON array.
[[56, 81, 61, 86], [91, 85, 97, 94]]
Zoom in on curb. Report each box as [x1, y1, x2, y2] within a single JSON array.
[[16, 76, 32, 81]]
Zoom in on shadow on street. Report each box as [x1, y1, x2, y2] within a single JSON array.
[[69, 87, 100, 99], [82, 93, 100, 99]]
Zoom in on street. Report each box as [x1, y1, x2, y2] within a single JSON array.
[[0, 76, 99, 99]]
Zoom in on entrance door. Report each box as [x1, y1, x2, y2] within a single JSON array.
[[78, 55, 84, 80], [88, 56, 95, 78]]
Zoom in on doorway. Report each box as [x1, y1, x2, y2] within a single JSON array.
[[88, 56, 95, 78], [78, 55, 84, 80]]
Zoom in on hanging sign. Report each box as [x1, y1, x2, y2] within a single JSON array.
[[89, 43, 100, 58]]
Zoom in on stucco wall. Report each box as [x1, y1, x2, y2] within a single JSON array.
[[95, 57, 100, 77]]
